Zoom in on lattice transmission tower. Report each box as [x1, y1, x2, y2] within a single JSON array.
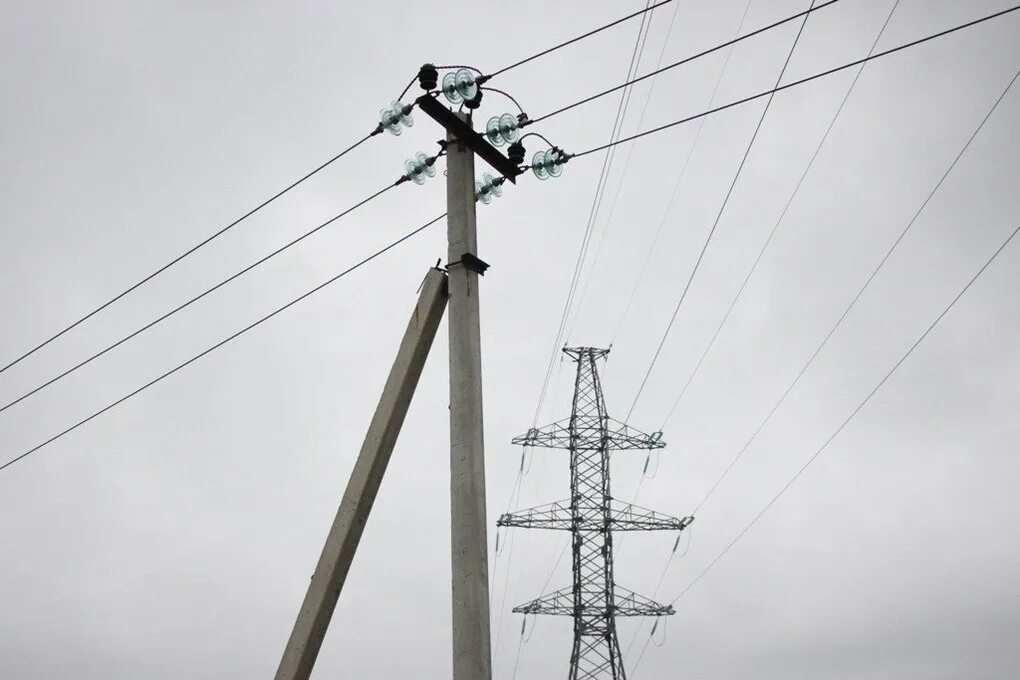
[[499, 347, 693, 679]]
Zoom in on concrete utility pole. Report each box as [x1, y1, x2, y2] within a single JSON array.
[[275, 268, 449, 680], [446, 113, 493, 680]]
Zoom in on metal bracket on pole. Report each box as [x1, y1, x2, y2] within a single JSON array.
[[275, 267, 449, 680], [448, 252, 490, 276], [416, 94, 521, 183]]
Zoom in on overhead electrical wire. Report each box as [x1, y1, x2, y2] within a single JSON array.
[[630, 218, 1020, 676], [627, 59, 1019, 669], [528, 2, 659, 432], [557, 1, 658, 346], [525, 0, 842, 128], [687, 63, 1020, 517], [627, 0, 757, 508], [514, 13, 1019, 627], [565, 2, 1020, 159], [0, 129, 383, 378], [0, 213, 446, 475], [498, 8, 662, 673], [0, 177, 410, 416], [492, 458, 529, 667], [627, 0, 899, 552], [658, 0, 903, 431], [620, 0, 1015, 660], [565, 0, 688, 339], [509, 540, 570, 678], [623, 0, 819, 423], [480, 87, 527, 115], [487, 0, 676, 78], [611, 0, 755, 347]]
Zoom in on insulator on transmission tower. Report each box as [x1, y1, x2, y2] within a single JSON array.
[[649, 431, 663, 443], [507, 141, 526, 165], [404, 151, 436, 185], [380, 101, 414, 136], [531, 148, 566, 180], [418, 63, 438, 91], [474, 172, 504, 205], [441, 68, 479, 105], [485, 113, 522, 148]]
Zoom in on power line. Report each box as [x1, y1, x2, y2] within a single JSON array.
[[568, 2, 1020, 159], [502, 8, 660, 672], [526, 0, 842, 128], [688, 62, 1019, 517], [629, 218, 1020, 673], [487, 0, 676, 78], [480, 87, 526, 115], [0, 179, 405, 416], [0, 213, 446, 475], [492, 457, 528, 667], [396, 75, 419, 101], [611, 0, 755, 347], [0, 129, 381, 378], [529, 3, 659, 429], [626, 0, 756, 522], [627, 60, 1019, 667], [561, 1, 659, 342], [565, 0, 687, 339], [508, 539, 570, 678], [624, 0, 819, 423], [658, 0, 903, 432]]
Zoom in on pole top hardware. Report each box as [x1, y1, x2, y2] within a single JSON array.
[[416, 94, 521, 183], [448, 252, 490, 276]]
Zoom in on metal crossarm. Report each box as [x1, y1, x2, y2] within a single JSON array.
[[512, 418, 666, 452], [513, 585, 675, 618], [498, 499, 693, 532]]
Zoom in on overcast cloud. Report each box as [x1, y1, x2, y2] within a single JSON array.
[[2, 1, 1019, 678]]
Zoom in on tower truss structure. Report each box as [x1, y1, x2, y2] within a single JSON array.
[[499, 347, 693, 679]]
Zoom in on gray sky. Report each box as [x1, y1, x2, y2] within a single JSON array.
[[2, 0, 1019, 677]]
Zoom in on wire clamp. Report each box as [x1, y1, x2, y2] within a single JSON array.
[[448, 252, 490, 276]]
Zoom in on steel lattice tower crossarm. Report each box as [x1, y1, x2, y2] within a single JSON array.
[[499, 347, 693, 679]]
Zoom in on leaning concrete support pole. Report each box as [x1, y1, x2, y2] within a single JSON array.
[[275, 267, 449, 680]]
